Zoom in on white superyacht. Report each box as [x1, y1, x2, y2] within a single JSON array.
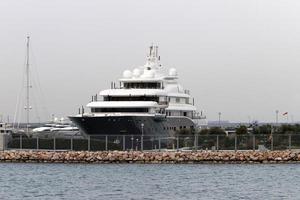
[[69, 45, 206, 137]]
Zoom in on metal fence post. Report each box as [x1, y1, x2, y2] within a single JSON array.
[[36, 137, 39, 150], [141, 135, 143, 151], [234, 134, 237, 152], [53, 137, 56, 151], [123, 135, 126, 151], [193, 134, 197, 150], [158, 137, 161, 151], [130, 135, 133, 151], [271, 135, 273, 151], [176, 136, 179, 151], [289, 134, 291, 150], [70, 137, 73, 151], [253, 135, 255, 151], [194, 134, 198, 151], [88, 136, 90, 151], [197, 134, 199, 151], [105, 135, 108, 151], [20, 135, 22, 150], [216, 135, 219, 151]]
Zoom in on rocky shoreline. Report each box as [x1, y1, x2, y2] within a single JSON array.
[[1, 150, 300, 164]]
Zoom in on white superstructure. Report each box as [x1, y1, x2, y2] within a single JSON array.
[[70, 45, 206, 137], [85, 45, 206, 129]]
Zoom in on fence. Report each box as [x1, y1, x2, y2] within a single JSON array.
[[4, 134, 300, 151]]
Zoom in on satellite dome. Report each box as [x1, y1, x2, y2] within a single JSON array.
[[132, 68, 141, 78], [123, 70, 132, 78], [169, 68, 177, 76]]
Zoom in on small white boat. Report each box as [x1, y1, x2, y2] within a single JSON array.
[[31, 120, 81, 139]]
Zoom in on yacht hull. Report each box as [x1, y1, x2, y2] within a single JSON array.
[[69, 115, 195, 137]]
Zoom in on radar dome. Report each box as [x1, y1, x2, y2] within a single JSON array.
[[123, 70, 132, 78], [132, 68, 141, 78], [169, 68, 177, 76]]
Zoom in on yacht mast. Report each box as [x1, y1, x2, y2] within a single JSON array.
[[25, 36, 31, 134]]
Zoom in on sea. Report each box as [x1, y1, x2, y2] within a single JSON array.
[[0, 163, 299, 200]]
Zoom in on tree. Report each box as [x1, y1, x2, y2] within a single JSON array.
[[199, 129, 209, 135], [277, 124, 300, 134], [236, 125, 248, 135], [253, 124, 272, 134], [175, 128, 194, 136], [199, 127, 226, 135]]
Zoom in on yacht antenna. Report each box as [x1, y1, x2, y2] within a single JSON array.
[[25, 36, 31, 135]]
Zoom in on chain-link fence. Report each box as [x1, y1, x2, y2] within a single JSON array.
[[3, 134, 300, 151]]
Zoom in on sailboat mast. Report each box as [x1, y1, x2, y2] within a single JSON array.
[[26, 36, 30, 134]]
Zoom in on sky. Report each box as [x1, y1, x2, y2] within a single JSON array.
[[0, 0, 300, 123]]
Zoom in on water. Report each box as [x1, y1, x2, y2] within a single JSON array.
[[0, 163, 300, 200]]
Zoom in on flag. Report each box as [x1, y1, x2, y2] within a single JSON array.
[[283, 112, 288, 116]]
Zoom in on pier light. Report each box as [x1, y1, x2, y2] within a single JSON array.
[[131, 136, 134, 150]]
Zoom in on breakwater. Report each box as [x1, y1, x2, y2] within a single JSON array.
[[1, 150, 300, 164]]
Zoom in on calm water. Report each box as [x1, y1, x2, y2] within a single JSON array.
[[0, 163, 300, 200]]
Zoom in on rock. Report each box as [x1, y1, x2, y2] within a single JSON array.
[[0, 150, 299, 164]]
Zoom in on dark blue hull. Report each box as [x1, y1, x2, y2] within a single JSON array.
[[69, 115, 195, 137]]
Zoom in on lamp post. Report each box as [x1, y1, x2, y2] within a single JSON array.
[[141, 123, 144, 151], [218, 112, 221, 127], [275, 110, 279, 126], [136, 138, 139, 151], [131, 136, 134, 151]]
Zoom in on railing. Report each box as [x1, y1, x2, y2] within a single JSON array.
[[4, 134, 300, 151]]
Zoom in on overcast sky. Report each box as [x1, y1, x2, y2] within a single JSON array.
[[0, 0, 300, 123]]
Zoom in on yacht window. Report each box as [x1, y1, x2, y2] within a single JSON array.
[[176, 98, 180, 103], [91, 108, 148, 113], [185, 98, 189, 104], [104, 96, 159, 102], [123, 82, 161, 89]]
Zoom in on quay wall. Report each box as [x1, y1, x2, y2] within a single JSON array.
[[1, 150, 300, 164]]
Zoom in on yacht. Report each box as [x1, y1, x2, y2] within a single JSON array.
[[31, 118, 80, 138], [69, 45, 206, 137]]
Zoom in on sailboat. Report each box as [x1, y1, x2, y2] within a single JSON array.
[[12, 36, 32, 136], [12, 37, 80, 138]]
